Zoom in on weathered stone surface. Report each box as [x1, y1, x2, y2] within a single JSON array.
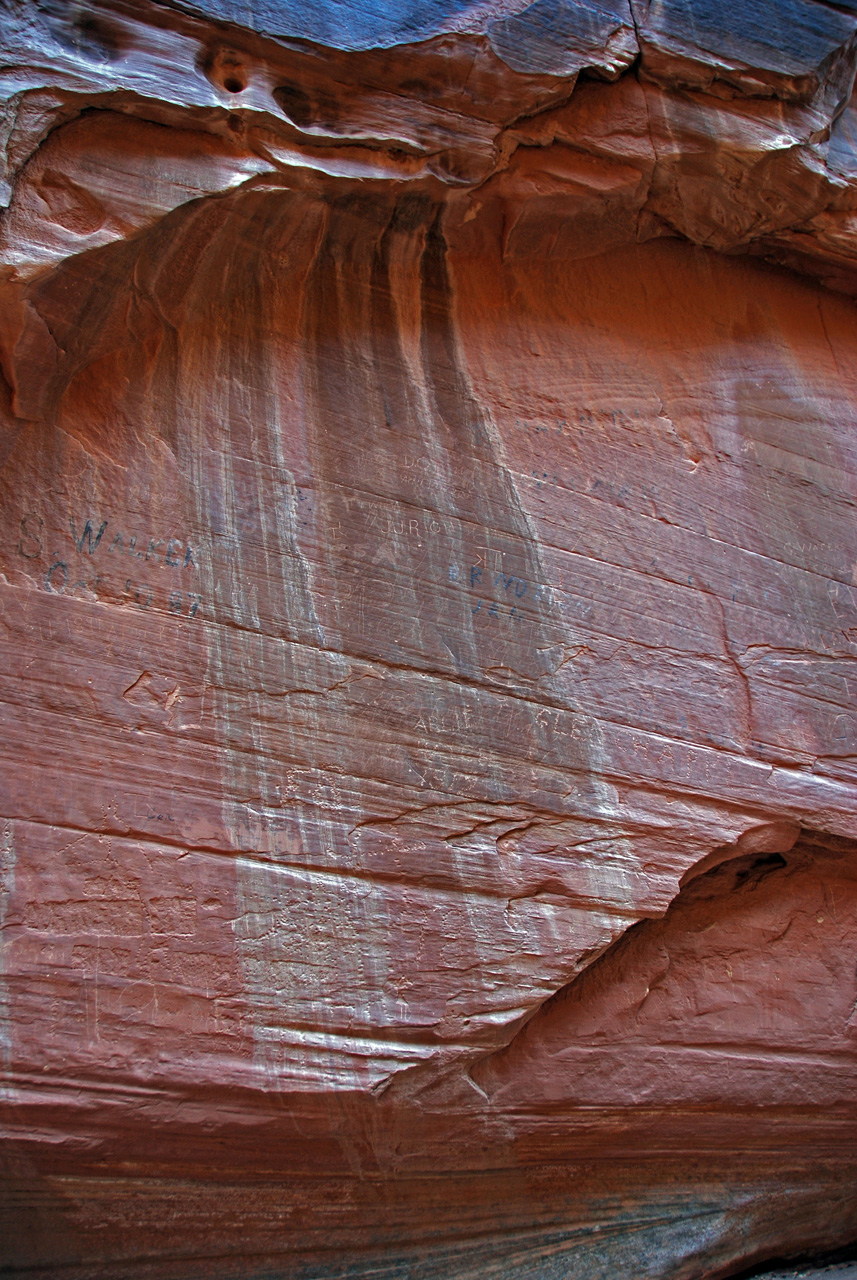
[[1, 1, 857, 1276]]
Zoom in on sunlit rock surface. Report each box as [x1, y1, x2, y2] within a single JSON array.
[[1, 0, 857, 1276]]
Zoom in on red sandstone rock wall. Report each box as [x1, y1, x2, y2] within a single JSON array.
[[1, 1, 857, 1276]]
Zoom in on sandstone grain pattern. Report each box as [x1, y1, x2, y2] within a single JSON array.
[[1, 0, 857, 1275]]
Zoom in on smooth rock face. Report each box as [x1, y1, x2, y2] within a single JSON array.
[[1, 1, 857, 1276]]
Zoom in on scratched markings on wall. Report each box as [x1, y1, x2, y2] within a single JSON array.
[[15, 513, 203, 617]]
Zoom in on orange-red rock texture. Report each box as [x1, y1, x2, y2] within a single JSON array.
[[2, 0, 857, 1275]]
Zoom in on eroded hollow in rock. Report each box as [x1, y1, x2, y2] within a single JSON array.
[[203, 46, 250, 94]]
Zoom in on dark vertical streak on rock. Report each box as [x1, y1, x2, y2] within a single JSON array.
[[305, 193, 574, 697], [417, 203, 563, 689]]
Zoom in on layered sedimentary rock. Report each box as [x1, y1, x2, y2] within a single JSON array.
[[1, 0, 857, 1276]]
